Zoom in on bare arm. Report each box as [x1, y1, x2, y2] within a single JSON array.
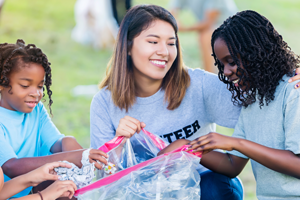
[[0, 173, 32, 199], [1, 193, 42, 200], [2, 150, 84, 179], [0, 162, 75, 200], [157, 138, 247, 178], [179, 10, 220, 32], [50, 136, 83, 153], [189, 132, 300, 179], [3, 134, 108, 178], [3, 136, 83, 178], [200, 151, 248, 178], [157, 139, 189, 156], [7, 180, 76, 200], [170, 8, 180, 19]]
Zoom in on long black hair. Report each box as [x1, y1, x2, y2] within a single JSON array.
[[211, 10, 300, 107]]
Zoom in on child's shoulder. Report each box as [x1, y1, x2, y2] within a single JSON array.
[[279, 74, 300, 103], [34, 102, 46, 113]]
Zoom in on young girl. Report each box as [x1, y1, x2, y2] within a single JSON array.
[[167, 10, 300, 199], [0, 162, 76, 200], [0, 39, 108, 198]]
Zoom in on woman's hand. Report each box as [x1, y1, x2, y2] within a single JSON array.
[[116, 116, 146, 138], [288, 68, 300, 89], [187, 132, 238, 153], [26, 162, 72, 187], [89, 149, 108, 169], [40, 180, 77, 200]]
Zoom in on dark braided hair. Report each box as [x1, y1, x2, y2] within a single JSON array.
[[0, 39, 53, 114], [211, 10, 300, 108]]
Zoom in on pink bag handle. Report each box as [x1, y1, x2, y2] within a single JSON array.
[[98, 136, 125, 153], [141, 128, 168, 150], [170, 145, 202, 157], [75, 154, 163, 196], [97, 129, 166, 152]]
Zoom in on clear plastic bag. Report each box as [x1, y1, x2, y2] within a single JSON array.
[[130, 128, 169, 163], [75, 151, 201, 200], [97, 129, 169, 179], [75, 129, 202, 200], [97, 136, 138, 178]]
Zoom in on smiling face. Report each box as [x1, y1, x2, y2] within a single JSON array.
[[129, 20, 177, 86], [0, 62, 45, 113], [213, 37, 248, 91]]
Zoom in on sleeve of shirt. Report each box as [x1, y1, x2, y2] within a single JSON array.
[[169, 0, 186, 10], [38, 103, 64, 155], [284, 89, 300, 154], [227, 109, 248, 159], [202, 71, 241, 128], [90, 90, 116, 149], [204, 0, 223, 11], [0, 125, 17, 166]]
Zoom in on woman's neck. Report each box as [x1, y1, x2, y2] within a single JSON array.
[[134, 79, 162, 97]]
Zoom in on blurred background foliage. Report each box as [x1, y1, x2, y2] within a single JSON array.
[[0, 0, 299, 199]]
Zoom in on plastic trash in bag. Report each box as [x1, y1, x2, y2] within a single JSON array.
[[75, 151, 201, 200], [96, 136, 138, 179], [74, 129, 202, 200]]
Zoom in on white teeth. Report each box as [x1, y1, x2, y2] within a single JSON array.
[[151, 60, 166, 66], [232, 79, 239, 84]]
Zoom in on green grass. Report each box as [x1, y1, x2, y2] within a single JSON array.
[[1, 1, 300, 199]]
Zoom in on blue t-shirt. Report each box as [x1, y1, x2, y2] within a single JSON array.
[[228, 75, 300, 199], [90, 68, 241, 148], [0, 102, 64, 198]]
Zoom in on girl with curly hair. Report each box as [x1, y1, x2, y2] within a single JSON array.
[[91, 5, 300, 199], [166, 10, 300, 199], [0, 39, 108, 199]]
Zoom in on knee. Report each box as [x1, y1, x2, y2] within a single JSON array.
[[200, 170, 243, 200]]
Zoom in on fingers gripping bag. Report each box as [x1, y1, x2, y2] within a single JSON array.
[[96, 128, 169, 179], [75, 129, 202, 200]]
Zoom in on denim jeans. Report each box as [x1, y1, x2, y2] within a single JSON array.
[[200, 170, 243, 200]]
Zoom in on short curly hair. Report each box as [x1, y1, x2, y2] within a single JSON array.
[[211, 10, 300, 108], [0, 39, 53, 114]]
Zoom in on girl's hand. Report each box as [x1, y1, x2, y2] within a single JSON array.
[[89, 149, 108, 169], [187, 132, 237, 153], [26, 162, 72, 187], [116, 116, 146, 138], [288, 68, 300, 89], [40, 180, 77, 200]]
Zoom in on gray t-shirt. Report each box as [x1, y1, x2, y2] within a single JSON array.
[[170, 0, 238, 27], [90, 68, 241, 148], [228, 75, 300, 200]]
